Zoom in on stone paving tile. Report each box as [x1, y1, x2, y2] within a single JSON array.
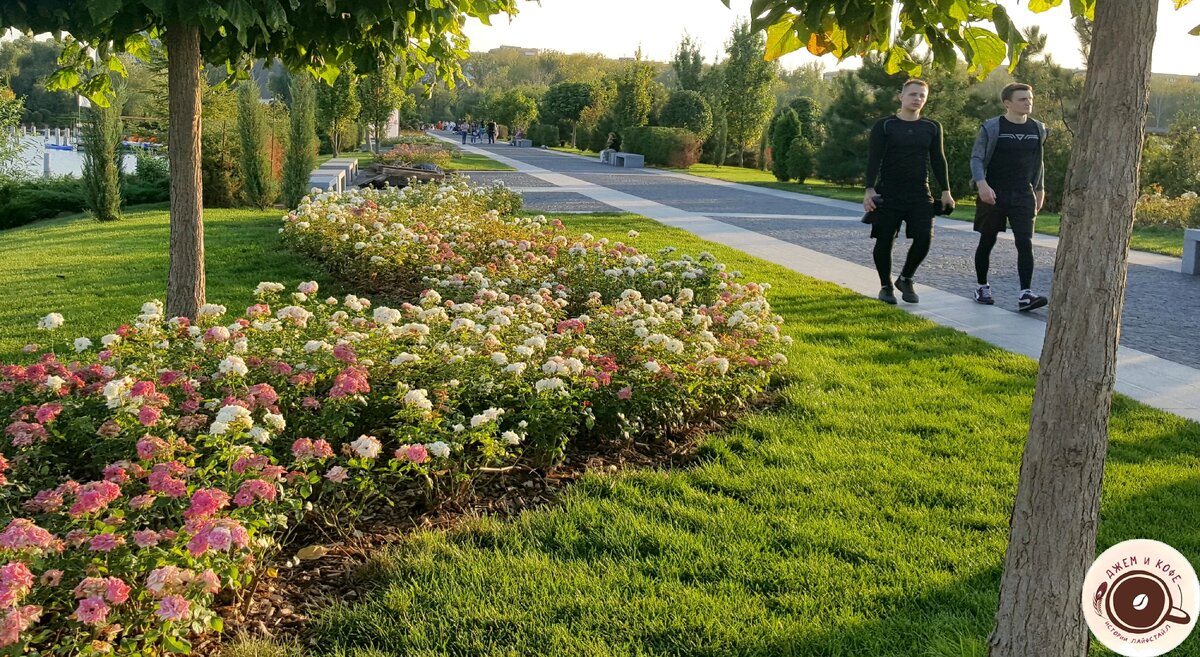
[[519, 192, 620, 214]]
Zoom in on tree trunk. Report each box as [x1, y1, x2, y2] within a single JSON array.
[[331, 123, 340, 157], [165, 22, 205, 319], [989, 2, 1157, 656]]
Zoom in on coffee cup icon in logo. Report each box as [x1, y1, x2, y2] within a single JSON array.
[[1101, 570, 1192, 634]]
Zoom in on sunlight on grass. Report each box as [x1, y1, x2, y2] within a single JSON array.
[[0, 207, 340, 362]]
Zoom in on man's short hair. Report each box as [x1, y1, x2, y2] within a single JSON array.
[[1002, 83, 1033, 101], [902, 79, 929, 92]]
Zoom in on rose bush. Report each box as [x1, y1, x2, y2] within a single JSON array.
[[0, 181, 790, 652]]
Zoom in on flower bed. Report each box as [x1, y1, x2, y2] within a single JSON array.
[[1, 184, 789, 653], [374, 143, 454, 170]]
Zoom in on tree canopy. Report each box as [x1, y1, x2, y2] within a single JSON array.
[[0, 0, 519, 103]]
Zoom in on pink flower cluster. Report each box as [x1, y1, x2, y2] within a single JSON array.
[[184, 518, 249, 557], [0, 519, 61, 553], [328, 366, 370, 398], [68, 480, 122, 517], [72, 576, 130, 625], [291, 438, 335, 462]]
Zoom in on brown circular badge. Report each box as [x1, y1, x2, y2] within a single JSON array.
[[1083, 539, 1199, 656]]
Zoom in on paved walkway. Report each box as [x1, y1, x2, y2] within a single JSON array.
[[439, 134, 1200, 423]]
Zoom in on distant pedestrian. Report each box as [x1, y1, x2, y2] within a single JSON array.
[[969, 83, 1049, 311], [461, 121, 469, 145], [487, 121, 496, 144], [863, 79, 954, 305]]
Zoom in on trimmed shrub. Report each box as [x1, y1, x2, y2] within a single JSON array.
[[0, 177, 86, 230], [79, 101, 124, 222], [237, 82, 279, 209], [123, 153, 170, 206], [376, 143, 453, 169], [528, 124, 559, 147], [620, 126, 702, 167], [1135, 189, 1200, 228], [786, 137, 816, 183], [769, 109, 800, 182], [282, 76, 318, 209], [201, 128, 242, 209], [659, 90, 713, 142]]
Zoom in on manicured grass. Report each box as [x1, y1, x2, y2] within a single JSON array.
[[681, 164, 1185, 257], [448, 152, 515, 171], [0, 206, 340, 363], [550, 145, 593, 158], [271, 213, 1198, 657]]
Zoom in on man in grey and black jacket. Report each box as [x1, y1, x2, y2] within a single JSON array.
[[969, 83, 1049, 311]]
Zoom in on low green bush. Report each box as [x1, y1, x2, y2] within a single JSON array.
[[0, 176, 87, 230], [528, 124, 559, 147], [123, 153, 170, 207], [620, 126, 702, 167], [1135, 189, 1200, 228]]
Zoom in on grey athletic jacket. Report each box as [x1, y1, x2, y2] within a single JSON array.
[[969, 116, 1048, 191]]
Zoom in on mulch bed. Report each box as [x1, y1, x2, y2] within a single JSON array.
[[193, 432, 706, 655]]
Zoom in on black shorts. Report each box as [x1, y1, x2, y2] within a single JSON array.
[[974, 188, 1036, 238], [870, 199, 935, 240]]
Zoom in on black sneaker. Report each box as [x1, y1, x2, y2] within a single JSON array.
[[894, 277, 919, 303], [974, 284, 994, 305], [1018, 290, 1048, 312], [878, 285, 897, 305]]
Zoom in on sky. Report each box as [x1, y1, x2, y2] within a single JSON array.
[[464, 0, 1200, 77]]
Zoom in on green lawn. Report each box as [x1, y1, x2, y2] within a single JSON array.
[[680, 164, 1185, 257], [0, 205, 341, 363], [448, 152, 515, 171], [6, 209, 1196, 657], [245, 214, 1193, 657]]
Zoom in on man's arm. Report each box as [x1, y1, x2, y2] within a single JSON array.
[[1032, 120, 1047, 212], [930, 121, 954, 208], [970, 123, 996, 204], [863, 119, 886, 211]]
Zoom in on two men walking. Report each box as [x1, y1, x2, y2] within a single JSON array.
[[864, 80, 1049, 311]]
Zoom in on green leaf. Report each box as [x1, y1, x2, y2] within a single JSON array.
[[962, 27, 1007, 77], [122, 33, 153, 61], [87, 0, 124, 22], [764, 15, 803, 61], [1028, 0, 1063, 12], [163, 634, 191, 654], [45, 68, 81, 92], [223, 0, 259, 31], [105, 55, 127, 76]]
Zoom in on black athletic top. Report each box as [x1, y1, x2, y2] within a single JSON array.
[[986, 117, 1041, 192], [864, 116, 950, 203]]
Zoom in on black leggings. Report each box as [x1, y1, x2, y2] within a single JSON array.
[[975, 232, 1034, 289], [874, 232, 931, 286]]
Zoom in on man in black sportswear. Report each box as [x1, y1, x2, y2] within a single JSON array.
[[969, 83, 1049, 311], [863, 79, 954, 305]]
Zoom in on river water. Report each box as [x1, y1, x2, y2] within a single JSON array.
[[9, 135, 141, 178]]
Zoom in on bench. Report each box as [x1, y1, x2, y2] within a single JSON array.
[[325, 158, 359, 178], [315, 162, 353, 183], [1184, 228, 1200, 275], [605, 152, 644, 168], [511, 138, 532, 147], [307, 173, 342, 193]]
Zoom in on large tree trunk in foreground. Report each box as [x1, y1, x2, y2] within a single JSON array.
[[165, 22, 205, 319], [989, 1, 1157, 656]]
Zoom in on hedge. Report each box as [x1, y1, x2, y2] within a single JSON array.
[[619, 127, 702, 167]]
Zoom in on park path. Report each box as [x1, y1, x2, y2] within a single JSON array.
[[438, 133, 1200, 423]]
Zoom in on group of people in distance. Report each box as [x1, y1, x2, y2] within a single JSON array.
[[864, 79, 1049, 312]]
